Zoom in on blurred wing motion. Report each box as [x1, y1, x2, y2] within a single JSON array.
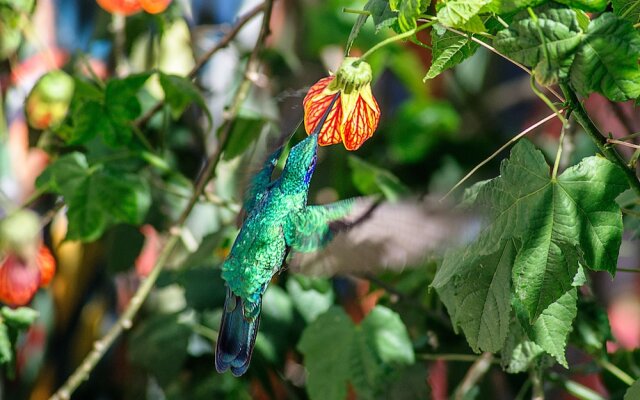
[[285, 199, 356, 252], [290, 197, 478, 276]]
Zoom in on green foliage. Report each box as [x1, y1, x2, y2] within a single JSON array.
[[159, 72, 212, 125], [348, 155, 409, 200], [298, 306, 414, 400], [612, 0, 640, 24], [424, 29, 479, 81], [625, 379, 640, 400], [493, 5, 583, 84], [434, 139, 628, 363], [436, 0, 491, 33], [36, 153, 151, 241], [570, 12, 640, 101], [390, 0, 429, 31], [0, 306, 38, 372]]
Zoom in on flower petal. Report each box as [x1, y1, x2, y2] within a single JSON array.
[[342, 92, 380, 151], [303, 77, 342, 146]]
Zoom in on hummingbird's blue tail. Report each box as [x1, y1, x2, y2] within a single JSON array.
[[215, 288, 261, 377]]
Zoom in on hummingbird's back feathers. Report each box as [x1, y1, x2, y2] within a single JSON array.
[[290, 197, 477, 276], [215, 288, 261, 377], [243, 145, 283, 216]]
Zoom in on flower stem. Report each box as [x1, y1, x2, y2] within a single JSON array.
[[596, 357, 636, 386], [358, 20, 437, 61]]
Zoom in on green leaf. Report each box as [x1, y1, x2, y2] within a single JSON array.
[[570, 12, 640, 101], [554, 0, 608, 11], [103, 72, 151, 146], [348, 155, 410, 200], [129, 312, 191, 387], [222, 116, 267, 160], [436, 0, 491, 32], [625, 379, 640, 400], [69, 101, 114, 144], [612, 0, 640, 25], [570, 296, 612, 356], [369, 0, 399, 32], [159, 73, 212, 126], [525, 288, 577, 367], [493, 5, 584, 84], [501, 318, 546, 373], [424, 29, 479, 81], [38, 153, 151, 241], [1, 307, 38, 329], [434, 140, 628, 323], [0, 322, 12, 365], [298, 306, 414, 400], [444, 240, 515, 352], [286, 275, 334, 323], [390, 0, 429, 32]]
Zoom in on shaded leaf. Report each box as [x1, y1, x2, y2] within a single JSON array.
[[554, 0, 608, 11], [348, 155, 410, 200], [390, 0, 429, 32], [1, 307, 38, 329], [424, 29, 480, 81], [570, 12, 640, 101], [625, 379, 640, 400], [159, 73, 212, 126], [436, 0, 491, 32], [493, 5, 583, 84], [612, 0, 640, 24], [286, 275, 334, 323]]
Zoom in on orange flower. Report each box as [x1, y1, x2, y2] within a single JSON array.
[[0, 245, 56, 307], [97, 0, 171, 15], [303, 58, 380, 151]]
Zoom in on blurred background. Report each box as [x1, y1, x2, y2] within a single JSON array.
[[1, 0, 640, 399]]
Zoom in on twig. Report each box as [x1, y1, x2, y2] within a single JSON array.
[[418, 18, 564, 103], [560, 83, 640, 196], [531, 368, 545, 400], [441, 111, 563, 201], [607, 139, 640, 150], [133, 2, 266, 128], [454, 352, 494, 400], [48, 2, 273, 399], [595, 357, 636, 386], [419, 353, 494, 362]]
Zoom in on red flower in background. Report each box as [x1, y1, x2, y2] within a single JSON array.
[[97, 0, 171, 15], [303, 57, 380, 150], [0, 245, 56, 307]]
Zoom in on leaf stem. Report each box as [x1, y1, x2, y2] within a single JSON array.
[[454, 352, 494, 400], [607, 139, 640, 150], [530, 368, 545, 400], [595, 357, 636, 386], [441, 110, 564, 201], [560, 83, 640, 196], [419, 353, 499, 363], [617, 267, 640, 273], [47, 2, 274, 399], [342, 8, 371, 16], [358, 20, 437, 61]]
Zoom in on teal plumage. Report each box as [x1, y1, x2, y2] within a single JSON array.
[[215, 95, 354, 376]]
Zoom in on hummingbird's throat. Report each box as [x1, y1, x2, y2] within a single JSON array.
[[328, 57, 373, 95]]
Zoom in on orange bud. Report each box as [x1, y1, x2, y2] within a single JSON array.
[[0, 254, 41, 307], [37, 245, 56, 288], [96, 0, 143, 15], [140, 0, 171, 14]]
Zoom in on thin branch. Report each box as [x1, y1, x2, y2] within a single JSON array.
[[441, 111, 563, 201], [595, 357, 636, 386], [419, 353, 497, 363], [617, 267, 640, 273], [607, 139, 640, 150], [418, 18, 564, 103], [454, 352, 494, 400], [48, 2, 273, 399], [560, 83, 640, 196]]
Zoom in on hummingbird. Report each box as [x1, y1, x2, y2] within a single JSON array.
[[215, 95, 354, 376]]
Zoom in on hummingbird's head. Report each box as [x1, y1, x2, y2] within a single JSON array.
[[281, 132, 318, 190], [281, 94, 338, 192]]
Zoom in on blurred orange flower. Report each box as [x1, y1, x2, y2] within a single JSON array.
[[0, 245, 56, 307], [303, 58, 380, 151], [97, 0, 171, 15]]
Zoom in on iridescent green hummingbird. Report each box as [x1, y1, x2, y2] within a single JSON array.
[[215, 96, 353, 376]]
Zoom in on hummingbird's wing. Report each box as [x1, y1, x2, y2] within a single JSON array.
[[243, 145, 283, 216], [289, 197, 478, 276], [284, 199, 357, 252]]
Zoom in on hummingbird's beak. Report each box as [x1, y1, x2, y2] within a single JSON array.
[[309, 94, 339, 137]]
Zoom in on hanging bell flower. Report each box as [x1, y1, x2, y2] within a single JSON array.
[[303, 57, 380, 151]]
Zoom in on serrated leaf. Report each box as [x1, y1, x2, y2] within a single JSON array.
[[36, 152, 89, 193], [434, 140, 628, 324], [424, 30, 479, 81], [159, 73, 212, 126], [69, 101, 113, 144], [437, 0, 491, 32], [448, 240, 515, 352], [570, 12, 640, 101], [298, 306, 414, 400], [493, 5, 584, 84], [526, 288, 577, 367], [501, 318, 545, 373], [612, 0, 640, 24], [390, 0, 428, 32]]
